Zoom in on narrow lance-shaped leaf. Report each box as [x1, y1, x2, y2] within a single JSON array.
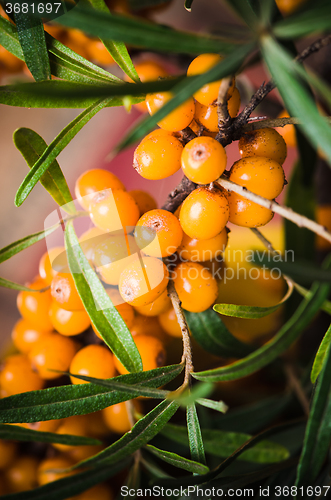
[[171, 382, 214, 407], [193, 257, 331, 382], [0, 277, 48, 292], [15, 98, 110, 206], [14, 128, 74, 212], [311, 324, 331, 383], [71, 399, 180, 469], [186, 403, 206, 466], [0, 364, 183, 423], [146, 445, 209, 474], [273, 0, 331, 38], [0, 424, 100, 446], [213, 278, 293, 319], [294, 283, 331, 315], [196, 398, 228, 414], [225, 0, 259, 29], [296, 326, 331, 486], [87, 0, 139, 82], [14, 12, 51, 81], [65, 221, 142, 373]]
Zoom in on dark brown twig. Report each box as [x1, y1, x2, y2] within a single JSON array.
[[161, 176, 196, 213]]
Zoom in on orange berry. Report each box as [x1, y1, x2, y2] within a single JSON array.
[[130, 315, 169, 343], [75, 169, 125, 211], [74, 483, 114, 500], [0, 440, 17, 469], [44, 23, 66, 40], [179, 187, 229, 240], [17, 276, 53, 331], [51, 273, 84, 311], [37, 456, 75, 486], [22, 419, 62, 433], [102, 401, 140, 434], [90, 189, 140, 233], [4, 456, 38, 492], [64, 28, 90, 58], [134, 209, 183, 258], [181, 136, 227, 184], [79, 227, 108, 266], [69, 444, 105, 464], [39, 246, 68, 285], [118, 257, 169, 307], [86, 40, 114, 65], [227, 87, 241, 118], [173, 262, 218, 312], [93, 233, 139, 286], [125, 60, 168, 113], [239, 128, 287, 165], [187, 54, 235, 106], [80, 411, 110, 439], [316, 205, 331, 250], [146, 92, 195, 132], [0, 354, 45, 396], [229, 157, 285, 199], [11, 318, 53, 354], [158, 306, 182, 337], [276, 110, 297, 148], [194, 87, 240, 133], [276, 0, 308, 16], [133, 129, 183, 180], [178, 228, 228, 262], [128, 190, 157, 215], [52, 415, 90, 452], [69, 345, 116, 385], [114, 334, 166, 374], [49, 301, 91, 336], [0, 45, 23, 72], [134, 288, 171, 317], [29, 333, 78, 380], [228, 193, 274, 227]]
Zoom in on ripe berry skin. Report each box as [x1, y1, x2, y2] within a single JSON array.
[[0, 354, 45, 396], [134, 209, 183, 258], [79, 227, 107, 266], [29, 333, 78, 380], [51, 272, 84, 311], [146, 92, 195, 132], [125, 60, 168, 113], [187, 53, 235, 106], [39, 246, 68, 285], [69, 345, 116, 385], [89, 189, 140, 233], [133, 129, 183, 180], [75, 169, 125, 211], [173, 262, 218, 312], [114, 334, 166, 374], [74, 483, 114, 500], [229, 156, 285, 199], [86, 40, 114, 66], [92, 289, 135, 336], [93, 233, 139, 286], [239, 128, 287, 165], [131, 314, 169, 344], [276, 110, 297, 148], [0, 440, 17, 469], [129, 190, 157, 215], [119, 256, 169, 307], [4, 456, 38, 493], [178, 228, 228, 262], [181, 137, 227, 184], [194, 87, 241, 132], [37, 456, 75, 486], [180, 187, 229, 240], [228, 193, 274, 227], [158, 306, 182, 337], [49, 301, 91, 336], [11, 318, 53, 354], [17, 276, 53, 331], [134, 288, 171, 317], [102, 401, 140, 434]]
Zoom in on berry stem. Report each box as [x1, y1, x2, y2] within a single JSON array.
[[284, 363, 310, 417], [217, 176, 331, 244], [161, 176, 197, 213], [216, 76, 233, 131], [243, 116, 331, 132], [167, 280, 193, 387]]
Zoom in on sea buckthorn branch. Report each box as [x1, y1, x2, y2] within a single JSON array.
[[217, 176, 331, 244], [161, 176, 197, 213], [216, 76, 233, 132], [179, 126, 197, 143], [167, 280, 193, 387], [284, 363, 310, 417]]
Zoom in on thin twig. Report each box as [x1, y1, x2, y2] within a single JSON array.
[[167, 280, 193, 387], [243, 115, 331, 132], [161, 176, 197, 213], [284, 364, 310, 417], [250, 227, 280, 254], [217, 176, 331, 244], [217, 76, 233, 131]]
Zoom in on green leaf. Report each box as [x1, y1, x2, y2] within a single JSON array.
[[311, 324, 331, 383], [0, 365, 183, 423], [184, 0, 194, 12], [0, 277, 47, 292], [72, 400, 180, 469], [162, 424, 290, 463], [196, 398, 228, 414], [0, 424, 100, 446], [192, 259, 331, 382], [65, 222, 142, 373], [87, 0, 139, 82], [213, 279, 293, 319], [171, 382, 214, 407], [273, 0, 331, 38], [14, 12, 51, 81], [186, 403, 206, 466], [185, 309, 253, 358], [13, 128, 73, 211], [51, 2, 239, 55], [117, 42, 254, 150], [296, 329, 331, 486], [0, 459, 129, 500], [224, 0, 259, 29], [294, 283, 331, 316], [261, 36, 331, 167], [0, 223, 59, 264], [15, 99, 109, 206], [146, 445, 209, 474]]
